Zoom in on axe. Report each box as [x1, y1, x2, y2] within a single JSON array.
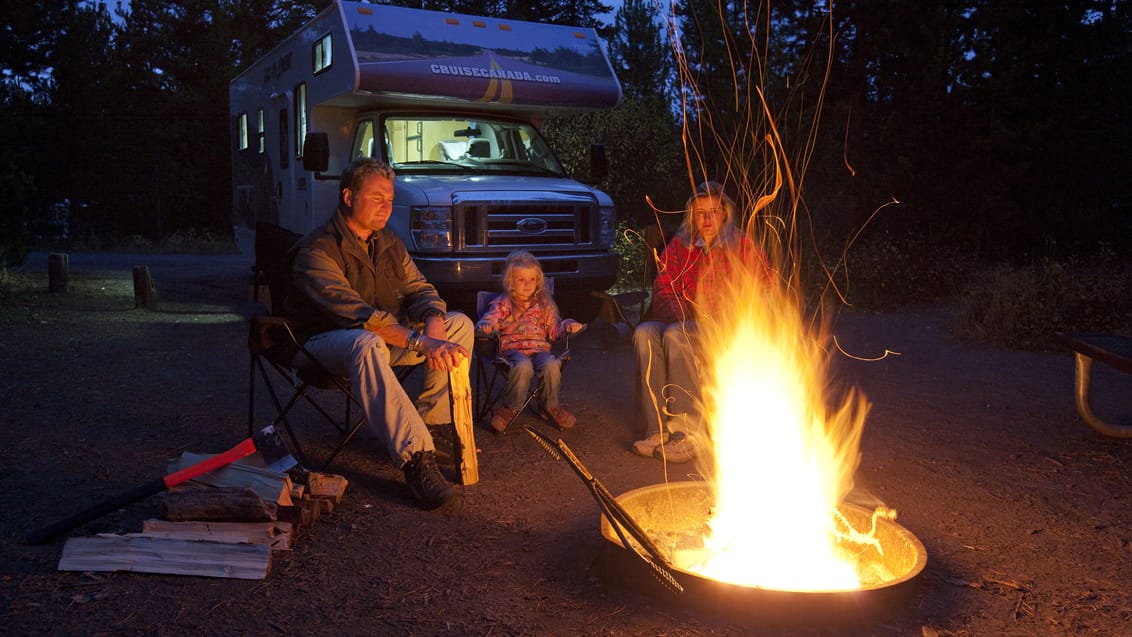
[[26, 425, 297, 545]]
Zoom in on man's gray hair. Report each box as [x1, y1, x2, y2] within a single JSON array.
[[339, 158, 397, 204]]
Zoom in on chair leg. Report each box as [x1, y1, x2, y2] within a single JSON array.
[[498, 385, 540, 434], [319, 412, 369, 471]]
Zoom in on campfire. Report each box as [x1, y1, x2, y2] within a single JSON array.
[[680, 266, 873, 590], [597, 253, 927, 623]]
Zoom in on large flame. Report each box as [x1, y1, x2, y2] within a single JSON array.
[[674, 268, 870, 591]]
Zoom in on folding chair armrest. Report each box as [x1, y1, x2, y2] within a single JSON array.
[[248, 315, 302, 363], [474, 331, 500, 357]]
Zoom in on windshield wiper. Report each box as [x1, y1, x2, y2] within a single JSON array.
[[395, 160, 475, 172]]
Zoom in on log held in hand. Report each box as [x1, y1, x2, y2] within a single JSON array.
[[449, 356, 479, 485]]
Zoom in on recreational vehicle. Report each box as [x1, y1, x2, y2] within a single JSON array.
[[229, 1, 623, 311]]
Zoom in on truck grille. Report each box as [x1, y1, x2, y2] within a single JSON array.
[[459, 202, 593, 249]]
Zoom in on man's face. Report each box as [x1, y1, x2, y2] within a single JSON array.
[[342, 173, 395, 235]]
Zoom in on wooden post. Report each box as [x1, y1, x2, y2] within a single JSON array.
[[47, 252, 69, 293], [132, 265, 158, 310], [450, 356, 479, 485]]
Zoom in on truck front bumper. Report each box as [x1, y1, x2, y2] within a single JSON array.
[[416, 252, 618, 295]]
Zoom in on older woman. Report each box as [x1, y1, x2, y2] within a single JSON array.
[[632, 182, 767, 463]]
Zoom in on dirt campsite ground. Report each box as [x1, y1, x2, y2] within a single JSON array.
[[2, 251, 1130, 636]]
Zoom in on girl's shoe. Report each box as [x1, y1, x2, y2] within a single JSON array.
[[490, 407, 518, 433], [540, 405, 576, 429]]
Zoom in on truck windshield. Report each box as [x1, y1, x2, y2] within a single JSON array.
[[381, 116, 566, 176]]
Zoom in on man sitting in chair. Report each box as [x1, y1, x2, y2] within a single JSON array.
[[284, 158, 473, 510]]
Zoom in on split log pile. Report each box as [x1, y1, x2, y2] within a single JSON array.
[[56, 455, 348, 580]]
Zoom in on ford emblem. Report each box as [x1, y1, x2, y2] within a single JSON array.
[[516, 217, 548, 234]]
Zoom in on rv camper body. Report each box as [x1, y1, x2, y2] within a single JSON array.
[[230, 1, 623, 310]]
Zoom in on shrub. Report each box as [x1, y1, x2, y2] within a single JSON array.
[[953, 258, 1132, 349], [818, 230, 974, 311]]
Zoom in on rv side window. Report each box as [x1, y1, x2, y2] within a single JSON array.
[[352, 120, 377, 160], [294, 83, 307, 158], [237, 113, 249, 151], [278, 108, 289, 169], [256, 109, 265, 154], [313, 33, 332, 74]]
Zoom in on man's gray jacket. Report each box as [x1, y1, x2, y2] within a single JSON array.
[[284, 209, 445, 343]]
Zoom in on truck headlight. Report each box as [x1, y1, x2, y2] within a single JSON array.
[[598, 205, 616, 249], [410, 206, 452, 251]]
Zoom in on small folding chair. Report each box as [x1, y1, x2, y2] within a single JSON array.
[[472, 280, 572, 434], [246, 223, 462, 475], [589, 225, 667, 344]]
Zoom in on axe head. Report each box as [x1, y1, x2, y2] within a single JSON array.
[[250, 425, 299, 473]]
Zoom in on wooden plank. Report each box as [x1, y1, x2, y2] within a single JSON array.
[[169, 452, 293, 506], [450, 356, 479, 485], [140, 519, 293, 550], [59, 536, 271, 580]]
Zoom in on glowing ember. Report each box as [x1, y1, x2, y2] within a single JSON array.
[[674, 267, 871, 591]]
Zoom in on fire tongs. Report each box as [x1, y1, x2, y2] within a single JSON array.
[[523, 425, 684, 594]]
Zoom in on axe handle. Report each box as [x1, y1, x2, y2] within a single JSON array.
[[26, 438, 258, 545]]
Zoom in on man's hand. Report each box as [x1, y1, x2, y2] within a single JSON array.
[[421, 313, 467, 371], [418, 335, 468, 371]]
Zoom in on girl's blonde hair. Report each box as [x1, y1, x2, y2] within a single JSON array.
[[501, 250, 558, 313]]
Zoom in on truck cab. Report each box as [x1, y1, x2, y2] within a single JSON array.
[[230, 1, 622, 312]]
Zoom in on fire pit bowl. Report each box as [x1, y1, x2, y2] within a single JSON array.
[[598, 481, 928, 626]]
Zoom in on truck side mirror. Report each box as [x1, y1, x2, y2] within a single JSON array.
[[303, 132, 330, 173], [589, 143, 608, 183]]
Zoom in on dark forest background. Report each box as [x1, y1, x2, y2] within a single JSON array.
[[3, 0, 1131, 343]]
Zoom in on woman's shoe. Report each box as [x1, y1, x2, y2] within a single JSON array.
[[653, 432, 695, 463], [631, 432, 668, 458]]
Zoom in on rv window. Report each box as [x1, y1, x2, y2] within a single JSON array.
[[352, 120, 377, 161], [257, 109, 265, 154], [313, 34, 332, 74], [237, 113, 249, 151], [294, 83, 308, 158], [278, 108, 288, 169]]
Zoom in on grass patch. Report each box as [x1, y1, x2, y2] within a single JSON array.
[[46, 227, 239, 255]]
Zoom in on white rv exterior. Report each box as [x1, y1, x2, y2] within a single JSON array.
[[229, 0, 623, 308]]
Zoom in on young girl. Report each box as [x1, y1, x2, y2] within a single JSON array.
[[476, 251, 585, 432]]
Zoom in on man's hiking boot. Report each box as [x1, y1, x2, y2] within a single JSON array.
[[403, 450, 459, 510]]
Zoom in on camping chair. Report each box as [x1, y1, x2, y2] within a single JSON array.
[[246, 222, 462, 475], [472, 279, 573, 434]]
